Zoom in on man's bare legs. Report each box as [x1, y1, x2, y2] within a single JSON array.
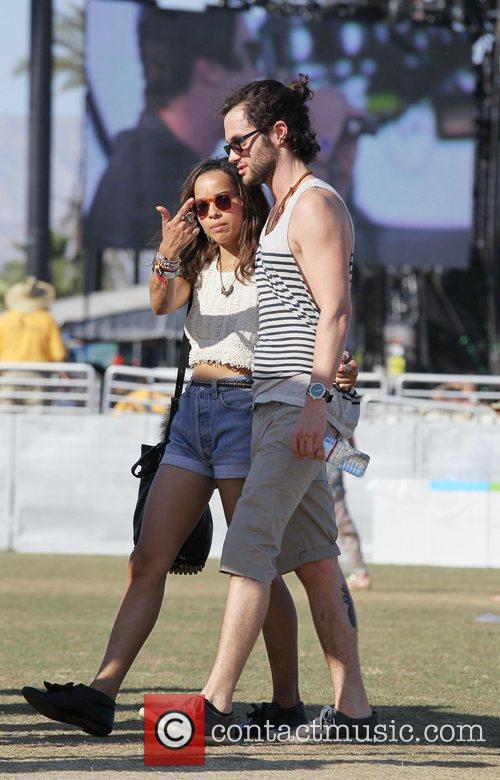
[[217, 478, 300, 709], [202, 557, 371, 717], [201, 575, 270, 713], [90, 465, 214, 700], [296, 557, 371, 718]]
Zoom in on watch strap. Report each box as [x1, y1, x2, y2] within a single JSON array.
[[306, 383, 333, 402]]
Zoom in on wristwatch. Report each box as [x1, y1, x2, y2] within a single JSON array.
[[306, 382, 333, 402]]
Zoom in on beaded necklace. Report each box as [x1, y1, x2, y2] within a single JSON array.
[[217, 255, 236, 297], [265, 170, 312, 235]]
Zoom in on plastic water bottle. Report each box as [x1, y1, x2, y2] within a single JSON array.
[[323, 435, 370, 477]]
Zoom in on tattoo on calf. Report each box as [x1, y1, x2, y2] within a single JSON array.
[[341, 582, 357, 629]]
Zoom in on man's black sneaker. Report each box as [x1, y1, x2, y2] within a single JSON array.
[[204, 699, 236, 744], [241, 701, 308, 741], [22, 681, 115, 737], [306, 705, 378, 742]]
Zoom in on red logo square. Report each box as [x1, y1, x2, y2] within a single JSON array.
[[143, 694, 206, 766]]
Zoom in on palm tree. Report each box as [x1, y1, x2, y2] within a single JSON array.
[[14, 1, 84, 91], [52, 1, 85, 91]]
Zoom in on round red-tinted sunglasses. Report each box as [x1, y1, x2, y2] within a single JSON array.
[[192, 193, 235, 219]]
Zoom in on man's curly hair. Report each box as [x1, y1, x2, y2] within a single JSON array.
[[221, 74, 320, 163]]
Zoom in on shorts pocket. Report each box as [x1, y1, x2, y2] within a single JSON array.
[[218, 388, 253, 413]]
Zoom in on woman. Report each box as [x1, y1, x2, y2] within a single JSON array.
[[22, 159, 357, 736]]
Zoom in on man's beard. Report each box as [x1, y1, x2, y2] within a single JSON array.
[[244, 141, 277, 186]]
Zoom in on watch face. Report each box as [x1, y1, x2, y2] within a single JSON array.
[[309, 382, 326, 399]]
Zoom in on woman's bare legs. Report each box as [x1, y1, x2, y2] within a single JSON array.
[[90, 465, 214, 700], [216, 478, 300, 708], [261, 577, 300, 707]]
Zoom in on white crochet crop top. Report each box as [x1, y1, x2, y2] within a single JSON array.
[[184, 258, 258, 370]]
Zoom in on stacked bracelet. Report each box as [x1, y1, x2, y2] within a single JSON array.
[[153, 250, 181, 280]]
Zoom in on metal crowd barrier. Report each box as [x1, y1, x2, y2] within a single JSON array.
[[2, 361, 497, 422], [101, 366, 389, 414], [0, 362, 99, 413], [101, 365, 193, 415], [361, 393, 498, 422], [394, 373, 500, 403], [356, 370, 388, 394]]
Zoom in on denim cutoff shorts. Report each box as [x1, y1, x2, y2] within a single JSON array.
[[160, 378, 253, 479]]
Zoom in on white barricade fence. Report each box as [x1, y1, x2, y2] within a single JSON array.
[[0, 412, 228, 558], [352, 410, 500, 568], [394, 372, 500, 404], [0, 415, 13, 550], [0, 362, 99, 413], [1, 369, 499, 568]]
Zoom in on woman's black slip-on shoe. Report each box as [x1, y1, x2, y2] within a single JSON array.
[[22, 681, 115, 737]]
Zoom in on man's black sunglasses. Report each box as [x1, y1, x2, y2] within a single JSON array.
[[223, 128, 266, 157]]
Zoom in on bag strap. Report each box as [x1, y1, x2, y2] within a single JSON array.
[[162, 296, 192, 439], [173, 313, 192, 400]]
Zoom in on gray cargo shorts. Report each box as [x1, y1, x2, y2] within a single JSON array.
[[220, 401, 340, 584]]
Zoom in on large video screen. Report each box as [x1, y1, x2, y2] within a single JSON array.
[[84, 0, 475, 268]]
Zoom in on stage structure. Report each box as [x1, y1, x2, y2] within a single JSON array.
[[77, 0, 498, 371], [471, 0, 500, 374], [218, 0, 499, 374]]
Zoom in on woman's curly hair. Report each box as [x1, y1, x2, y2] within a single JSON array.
[[221, 74, 320, 164], [177, 159, 269, 286]]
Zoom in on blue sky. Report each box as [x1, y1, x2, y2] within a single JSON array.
[[0, 0, 82, 118]]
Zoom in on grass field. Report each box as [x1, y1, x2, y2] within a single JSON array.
[[0, 552, 499, 779]]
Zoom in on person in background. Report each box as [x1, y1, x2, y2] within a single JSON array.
[[0, 276, 66, 408], [0, 276, 66, 364], [85, 7, 258, 250], [112, 378, 170, 416], [85, 6, 357, 253], [327, 454, 372, 591]]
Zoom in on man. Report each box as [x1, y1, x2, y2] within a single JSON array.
[[200, 76, 376, 740], [85, 7, 258, 250]]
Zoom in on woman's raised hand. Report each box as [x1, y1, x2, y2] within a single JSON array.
[[335, 352, 359, 390], [156, 198, 199, 259]]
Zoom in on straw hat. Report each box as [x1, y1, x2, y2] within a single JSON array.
[[5, 276, 55, 314]]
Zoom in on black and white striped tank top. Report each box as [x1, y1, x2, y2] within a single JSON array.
[[253, 177, 354, 381]]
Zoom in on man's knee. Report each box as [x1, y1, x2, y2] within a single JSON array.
[[295, 556, 338, 585]]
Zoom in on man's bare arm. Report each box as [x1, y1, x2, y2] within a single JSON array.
[[290, 188, 353, 388], [288, 188, 352, 460]]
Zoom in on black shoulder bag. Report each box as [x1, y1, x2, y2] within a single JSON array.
[[130, 315, 213, 575]]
